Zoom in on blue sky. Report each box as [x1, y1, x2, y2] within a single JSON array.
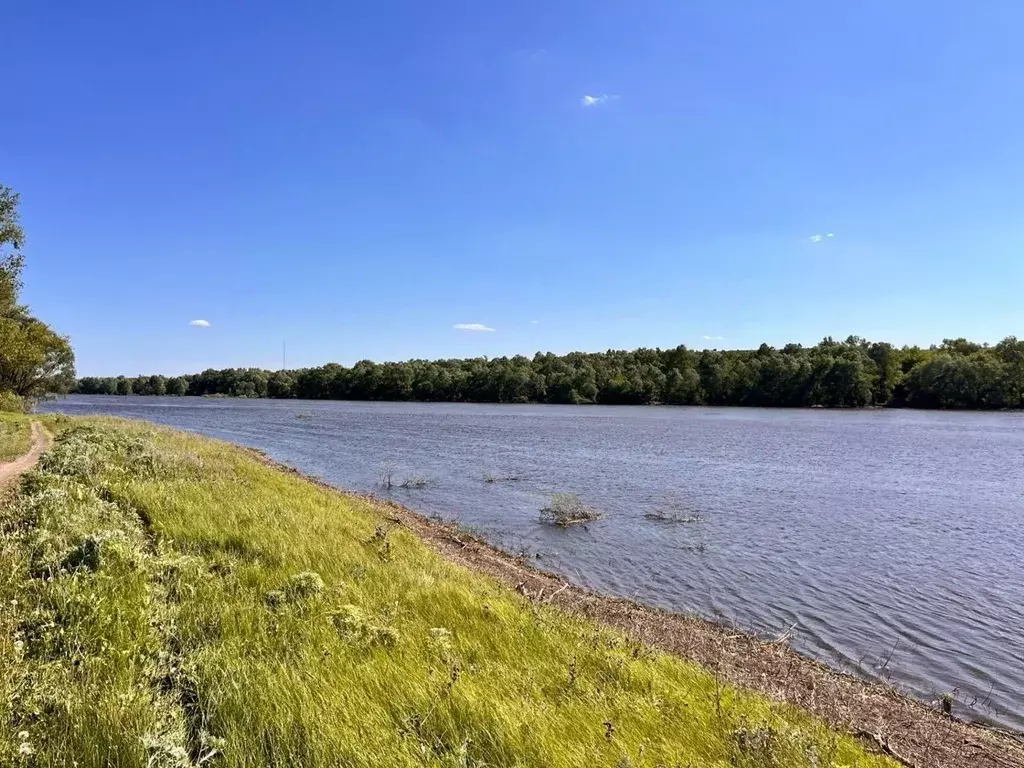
[[4, 1, 1024, 376]]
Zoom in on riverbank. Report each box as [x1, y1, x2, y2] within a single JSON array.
[[38, 394, 1024, 733], [1, 415, 898, 767], [254, 451, 1024, 768]]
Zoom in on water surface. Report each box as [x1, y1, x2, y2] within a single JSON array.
[[41, 396, 1024, 728]]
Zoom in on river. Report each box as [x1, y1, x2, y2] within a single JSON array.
[[39, 395, 1024, 729]]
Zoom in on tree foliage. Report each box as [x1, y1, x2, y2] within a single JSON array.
[[76, 335, 1024, 410], [0, 185, 75, 403]]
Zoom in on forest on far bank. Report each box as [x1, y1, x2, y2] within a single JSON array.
[[76, 335, 1024, 410]]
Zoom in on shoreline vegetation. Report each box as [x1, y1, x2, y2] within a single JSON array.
[[0, 185, 76, 416], [75, 335, 1024, 411], [0, 415, 899, 767], [0, 415, 31, 462], [2, 417, 1021, 766]]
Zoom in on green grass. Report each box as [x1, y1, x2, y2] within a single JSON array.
[[0, 414, 31, 462], [0, 418, 894, 767]]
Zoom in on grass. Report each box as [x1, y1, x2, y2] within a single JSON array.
[[0, 417, 895, 767], [0, 414, 31, 462]]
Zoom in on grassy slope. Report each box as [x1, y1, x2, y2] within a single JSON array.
[[0, 418, 893, 767], [0, 414, 31, 462]]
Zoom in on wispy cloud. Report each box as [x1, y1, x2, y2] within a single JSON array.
[[702, 335, 725, 341], [453, 323, 495, 332], [809, 233, 836, 243], [581, 94, 617, 107], [189, 319, 211, 328], [530, 320, 540, 324]]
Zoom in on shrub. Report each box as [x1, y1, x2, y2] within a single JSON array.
[[539, 493, 603, 527], [377, 464, 395, 490], [266, 571, 325, 608], [0, 390, 27, 413], [62, 535, 102, 572], [330, 604, 399, 647], [284, 570, 325, 599]]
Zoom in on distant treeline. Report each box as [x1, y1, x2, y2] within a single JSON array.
[[75, 336, 1024, 410]]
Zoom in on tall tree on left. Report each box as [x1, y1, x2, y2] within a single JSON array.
[[0, 185, 75, 407]]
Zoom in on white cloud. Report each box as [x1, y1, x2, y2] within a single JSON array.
[[189, 319, 211, 327], [702, 335, 725, 341], [530, 320, 540, 324], [810, 233, 836, 243], [453, 323, 495, 332], [581, 94, 617, 107]]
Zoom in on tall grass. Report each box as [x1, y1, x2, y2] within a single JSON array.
[[0, 414, 31, 462], [0, 418, 894, 767]]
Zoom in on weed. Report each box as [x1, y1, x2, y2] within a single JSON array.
[[377, 464, 395, 490], [483, 472, 526, 483], [331, 604, 399, 648], [283, 570, 325, 600], [941, 692, 954, 716], [540, 493, 603, 527]]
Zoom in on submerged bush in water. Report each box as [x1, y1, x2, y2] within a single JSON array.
[[540, 493, 603, 527], [377, 464, 395, 490], [483, 472, 526, 483], [644, 509, 703, 524]]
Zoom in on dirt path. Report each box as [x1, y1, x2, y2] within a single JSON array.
[[0, 422, 51, 489], [252, 449, 1024, 768]]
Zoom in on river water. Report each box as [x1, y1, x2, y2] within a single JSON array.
[[39, 395, 1024, 729]]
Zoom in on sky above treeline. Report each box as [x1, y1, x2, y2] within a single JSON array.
[[4, 2, 1024, 376]]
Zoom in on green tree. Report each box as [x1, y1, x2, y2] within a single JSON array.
[[70, 331, 1023, 411], [867, 342, 902, 405], [267, 371, 295, 398], [664, 367, 701, 404], [0, 185, 75, 401], [165, 376, 188, 396]]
